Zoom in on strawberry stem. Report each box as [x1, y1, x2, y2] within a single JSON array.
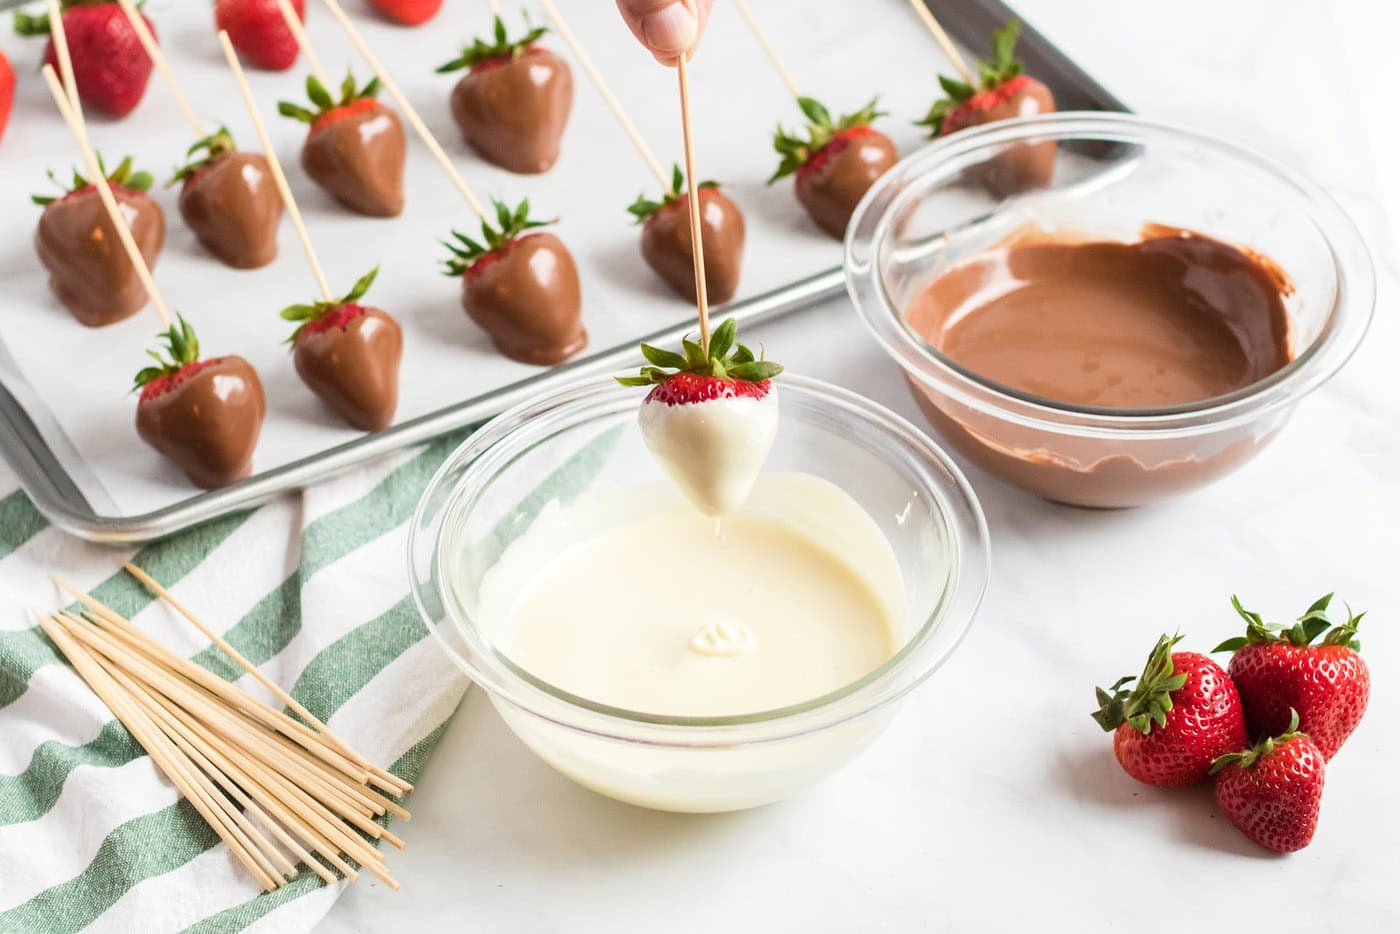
[[1209, 709, 1303, 774], [168, 127, 238, 186], [280, 267, 379, 344], [132, 315, 201, 392], [278, 70, 381, 125], [439, 198, 555, 276], [626, 163, 720, 224], [769, 96, 885, 182], [1090, 633, 1189, 735], [435, 13, 547, 72], [915, 19, 1026, 138], [1212, 594, 1364, 653], [32, 153, 153, 206], [616, 318, 782, 387]]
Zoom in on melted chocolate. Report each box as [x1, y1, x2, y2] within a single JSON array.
[[461, 232, 586, 365], [293, 307, 403, 431], [946, 77, 1056, 196], [179, 152, 283, 269], [903, 226, 1295, 507], [301, 104, 406, 217], [136, 356, 266, 489], [795, 130, 899, 239], [35, 187, 165, 327], [451, 47, 573, 174], [640, 190, 746, 304]]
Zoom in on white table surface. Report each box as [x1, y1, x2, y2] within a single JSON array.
[[319, 1, 1400, 930]]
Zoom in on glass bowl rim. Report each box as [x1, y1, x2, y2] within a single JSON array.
[[408, 374, 991, 747], [843, 111, 1376, 438]]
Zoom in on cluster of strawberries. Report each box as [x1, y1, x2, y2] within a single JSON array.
[[1093, 594, 1370, 853]]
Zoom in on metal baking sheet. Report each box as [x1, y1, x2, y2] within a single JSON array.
[[0, 0, 1126, 543]]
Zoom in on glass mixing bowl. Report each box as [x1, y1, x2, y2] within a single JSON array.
[[408, 375, 989, 812], [845, 112, 1374, 507]]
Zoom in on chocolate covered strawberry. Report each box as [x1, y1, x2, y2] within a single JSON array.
[[1214, 594, 1370, 760], [770, 97, 896, 239], [0, 49, 13, 142], [133, 316, 265, 489], [171, 127, 282, 270], [916, 20, 1055, 195], [436, 15, 572, 175], [279, 71, 405, 217], [369, 0, 441, 27], [1092, 633, 1248, 788], [216, 0, 304, 72], [1211, 710, 1326, 854], [282, 266, 403, 431], [442, 198, 585, 365], [33, 156, 165, 327], [629, 164, 745, 305], [617, 318, 782, 517], [14, 0, 155, 117]]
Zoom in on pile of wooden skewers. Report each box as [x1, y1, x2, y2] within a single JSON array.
[[36, 564, 411, 892]]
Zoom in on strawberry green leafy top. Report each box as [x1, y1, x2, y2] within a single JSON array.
[[278, 71, 381, 125], [440, 198, 554, 276], [1213, 593, 1363, 653], [1210, 709, 1305, 774], [133, 315, 200, 391], [915, 19, 1026, 137], [617, 318, 783, 387], [31, 154, 153, 206], [169, 127, 237, 185], [770, 96, 885, 182], [12, 0, 110, 36], [435, 14, 547, 72], [627, 164, 719, 224], [280, 267, 380, 343], [1091, 633, 1187, 735]]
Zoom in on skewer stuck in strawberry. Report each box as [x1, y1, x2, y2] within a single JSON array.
[[279, 71, 406, 217], [1211, 709, 1326, 854], [171, 127, 283, 270], [134, 316, 265, 489], [915, 20, 1056, 196], [618, 318, 782, 517], [1091, 633, 1248, 788], [282, 267, 403, 431], [33, 155, 165, 327], [1214, 594, 1370, 761], [629, 164, 745, 305], [436, 15, 573, 175], [770, 97, 897, 239], [441, 198, 586, 365], [14, 0, 155, 118]]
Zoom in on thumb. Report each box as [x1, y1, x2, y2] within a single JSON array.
[[616, 0, 710, 64]]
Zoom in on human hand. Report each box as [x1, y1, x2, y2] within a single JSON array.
[[615, 0, 715, 65]]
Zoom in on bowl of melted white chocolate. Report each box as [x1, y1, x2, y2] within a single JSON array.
[[409, 340, 988, 812]]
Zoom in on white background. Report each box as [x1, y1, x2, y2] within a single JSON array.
[[306, 0, 1400, 930]]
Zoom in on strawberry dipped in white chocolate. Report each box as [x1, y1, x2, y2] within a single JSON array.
[[619, 318, 782, 517]]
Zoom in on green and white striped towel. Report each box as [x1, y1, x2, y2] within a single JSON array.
[[0, 432, 471, 933]]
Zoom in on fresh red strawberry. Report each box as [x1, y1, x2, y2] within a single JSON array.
[[281, 267, 403, 431], [279, 73, 405, 216], [1211, 710, 1326, 853], [15, 0, 155, 118], [442, 198, 585, 365], [1214, 594, 1369, 760], [769, 96, 897, 239], [133, 317, 265, 489], [216, 0, 304, 72], [1092, 633, 1248, 787], [916, 20, 1055, 195], [0, 49, 14, 142], [617, 319, 782, 516], [368, 0, 442, 27]]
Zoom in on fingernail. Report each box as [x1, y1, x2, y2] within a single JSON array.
[[641, 3, 697, 55]]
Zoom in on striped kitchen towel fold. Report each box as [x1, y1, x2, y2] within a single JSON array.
[[0, 432, 473, 933]]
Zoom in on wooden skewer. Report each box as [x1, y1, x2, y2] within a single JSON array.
[[903, 0, 975, 86], [117, 563, 410, 795], [218, 32, 333, 302], [731, 0, 801, 99], [273, 0, 329, 86], [40, 66, 173, 329], [45, 0, 81, 119], [116, 0, 205, 138], [539, 0, 668, 189], [40, 613, 281, 891], [320, 0, 488, 221], [675, 55, 710, 354], [488, 0, 499, 18]]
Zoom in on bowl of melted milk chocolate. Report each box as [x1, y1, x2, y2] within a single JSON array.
[[845, 113, 1374, 508]]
